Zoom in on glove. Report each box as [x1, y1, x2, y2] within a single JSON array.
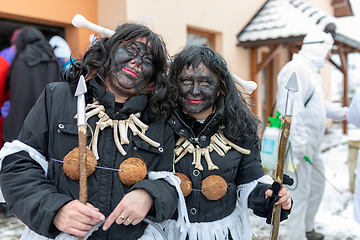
[[292, 144, 306, 160], [251, 181, 292, 224], [283, 174, 294, 186]]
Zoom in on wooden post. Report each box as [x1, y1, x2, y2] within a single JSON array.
[[251, 47, 258, 114]]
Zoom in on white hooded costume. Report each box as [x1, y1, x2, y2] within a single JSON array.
[[276, 30, 348, 240], [346, 87, 360, 225]]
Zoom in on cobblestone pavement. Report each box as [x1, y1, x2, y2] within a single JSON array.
[[0, 213, 25, 240]]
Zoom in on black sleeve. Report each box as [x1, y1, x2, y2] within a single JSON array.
[[1, 152, 73, 238], [0, 86, 73, 238]]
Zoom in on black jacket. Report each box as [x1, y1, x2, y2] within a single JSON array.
[[0, 79, 178, 240], [3, 39, 61, 142], [168, 103, 268, 223]]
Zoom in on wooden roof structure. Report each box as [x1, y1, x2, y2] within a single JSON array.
[[237, 0, 359, 133], [332, 0, 353, 18]]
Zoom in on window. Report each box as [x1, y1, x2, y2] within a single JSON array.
[[187, 28, 215, 49]]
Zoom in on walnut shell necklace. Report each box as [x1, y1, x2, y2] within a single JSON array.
[[63, 149, 147, 186], [174, 130, 251, 201], [62, 100, 159, 185]]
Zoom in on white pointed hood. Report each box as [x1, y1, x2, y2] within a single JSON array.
[[299, 30, 334, 69]]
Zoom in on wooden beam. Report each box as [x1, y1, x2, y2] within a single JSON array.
[[288, 44, 301, 56], [265, 57, 275, 119], [250, 45, 282, 119], [332, 0, 353, 17], [251, 47, 257, 83], [329, 58, 342, 72], [338, 48, 348, 73], [334, 42, 357, 54], [251, 47, 258, 115], [256, 44, 282, 71]]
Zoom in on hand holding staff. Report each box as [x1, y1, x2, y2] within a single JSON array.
[[270, 72, 298, 240]]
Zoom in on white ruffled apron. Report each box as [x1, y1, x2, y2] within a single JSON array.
[[159, 175, 273, 240]]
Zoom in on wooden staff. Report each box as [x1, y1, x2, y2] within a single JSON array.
[[75, 75, 88, 240], [76, 75, 88, 203], [270, 72, 298, 240]]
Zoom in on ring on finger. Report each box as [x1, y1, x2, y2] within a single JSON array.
[[126, 218, 132, 223], [120, 215, 125, 220]]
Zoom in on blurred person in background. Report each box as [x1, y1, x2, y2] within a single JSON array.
[[2, 26, 61, 144], [0, 29, 20, 217], [346, 87, 360, 226], [0, 29, 20, 147]]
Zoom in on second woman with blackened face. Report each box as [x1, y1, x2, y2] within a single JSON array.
[[165, 45, 292, 240], [177, 62, 220, 120]]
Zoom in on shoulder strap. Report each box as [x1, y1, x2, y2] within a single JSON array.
[[304, 88, 315, 107]]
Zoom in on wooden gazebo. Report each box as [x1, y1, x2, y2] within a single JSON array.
[[237, 0, 360, 133]]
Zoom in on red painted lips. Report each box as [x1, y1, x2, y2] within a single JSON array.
[[187, 99, 203, 103], [123, 67, 138, 77]]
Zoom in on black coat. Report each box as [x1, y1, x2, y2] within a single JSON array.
[[168, 106, 268, 223], [0, 79, 178, 240], [3, 39, 61, 142]]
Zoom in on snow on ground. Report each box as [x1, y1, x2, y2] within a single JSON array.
[[0, 215, 24, 240], [0, 122, 360, 239], [251, 122, 360, 240]]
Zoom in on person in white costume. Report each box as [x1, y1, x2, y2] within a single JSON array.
[[276, 30, 348, 240], [346, 87, 360, 225]]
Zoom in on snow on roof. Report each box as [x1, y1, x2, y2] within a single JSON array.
[[237, 0, 360, 49]]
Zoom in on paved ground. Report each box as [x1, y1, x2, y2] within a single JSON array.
[[0, 213, 25, 240]]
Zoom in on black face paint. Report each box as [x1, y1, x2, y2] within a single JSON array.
[[177, 63, 220, 118], [106, 37, 155, 101]]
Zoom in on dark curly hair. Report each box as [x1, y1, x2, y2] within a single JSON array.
[[61, 23, 176, 121], [169, 45, 261, 147]]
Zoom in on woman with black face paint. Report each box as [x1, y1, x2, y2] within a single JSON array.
[[165, 46, 292, 240], [0, 23, 179, 240]]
